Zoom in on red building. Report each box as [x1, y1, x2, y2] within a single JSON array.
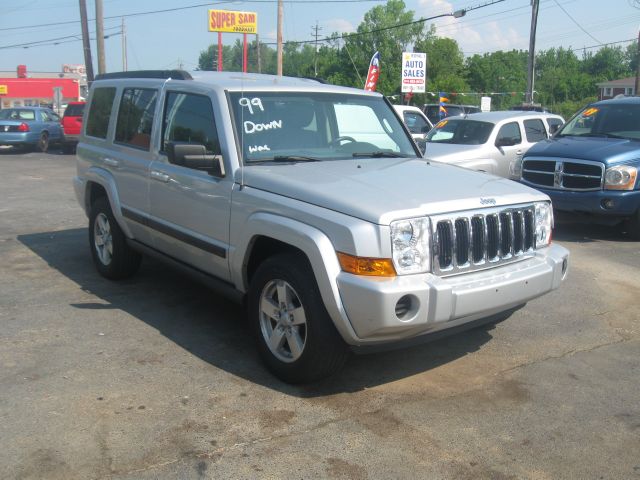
[[0, 66, 82, 111]]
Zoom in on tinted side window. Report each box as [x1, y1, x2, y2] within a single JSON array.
[[115, 88, 158, 150], [64, 103, 85, 117], [523, 118, 546, 142], [162, 92, 220, 154], [403, 112, 429, 133], [496, 122, 522, 145], [546, 117, 563, 132], [86, 87, 116, 139]]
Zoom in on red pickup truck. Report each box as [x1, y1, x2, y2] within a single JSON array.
[[61, 101, 85, 153]]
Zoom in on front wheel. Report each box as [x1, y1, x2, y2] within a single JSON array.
[[88, 197, 141, 279], [248, 253, 350, 383]]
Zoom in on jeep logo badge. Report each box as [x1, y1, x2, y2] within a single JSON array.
[[480, 197, 496, 205]]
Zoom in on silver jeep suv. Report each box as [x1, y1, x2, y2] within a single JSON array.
[[73, 70, 569, 383]]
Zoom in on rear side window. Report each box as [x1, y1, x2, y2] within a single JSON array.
[[496, 122, 522, 145], [86, 87, 116, 139], [523, 118, 546, 142], [64, 103, 85, 117], [162, 92, 220, 154], [115, 88, 158, 150], [546, 117, 563, 133]]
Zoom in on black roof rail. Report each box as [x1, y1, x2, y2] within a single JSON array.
[[94, 70, 193, 81]]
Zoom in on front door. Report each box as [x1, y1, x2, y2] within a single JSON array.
[[495, 121, 524, 178], [148, 91, 232, 281]]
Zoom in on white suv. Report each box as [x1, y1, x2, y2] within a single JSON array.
[[424, 111, 564, 179]]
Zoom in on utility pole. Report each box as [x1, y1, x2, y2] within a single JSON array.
[[277, 0, 283, 76], [121, 17, 127, 71], [525, 0, 539, 104], [256, 34, 262, 73], [635, 29, 640, 96], [311, 21, 323, 77], [79, 0, 94, 83], [95, 0, 106, 74]]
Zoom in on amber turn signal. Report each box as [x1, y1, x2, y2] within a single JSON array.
[[337, 252, 397, 277]]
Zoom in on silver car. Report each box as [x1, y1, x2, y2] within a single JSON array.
[[424, 111, 564, 179]]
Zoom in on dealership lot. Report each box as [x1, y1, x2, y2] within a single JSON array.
[[1, 150, 639, 479]]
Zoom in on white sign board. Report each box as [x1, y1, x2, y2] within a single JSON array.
[[401, 52, 426, 93], [481, 96, 492, 112]]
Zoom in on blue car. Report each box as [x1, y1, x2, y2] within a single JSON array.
[[0, 107, 63, 152], [519, 96, 640, 239]]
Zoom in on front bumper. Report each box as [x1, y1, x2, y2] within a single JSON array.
[[336, 244, 569, 344], [535, 187, 640, 218]]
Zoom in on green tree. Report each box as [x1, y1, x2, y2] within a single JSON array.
[[344, 0, 425, 95], [465, 50, 528, 109]]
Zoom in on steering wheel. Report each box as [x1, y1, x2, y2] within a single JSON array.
[[329, 136, 357, 147]]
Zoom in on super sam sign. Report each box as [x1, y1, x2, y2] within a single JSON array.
[[401, 52, 426, 93], [208, 10, 257, 34]]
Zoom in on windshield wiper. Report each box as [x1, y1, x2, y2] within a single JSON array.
[[351, 151, 409, 158], [251, 155, 321, 163]]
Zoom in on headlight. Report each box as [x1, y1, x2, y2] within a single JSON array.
[[390, 217, 431, 274], [534, 201, 553, 248], [605, 165, 637, 191], [509, 157, 523, 179]]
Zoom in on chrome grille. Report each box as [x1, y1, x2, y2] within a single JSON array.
[[522, 158, 604, 191], [433, 205, 536, 276]]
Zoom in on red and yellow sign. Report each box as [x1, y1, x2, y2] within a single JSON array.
[[208, 10, 257, 34], [0, 85, 7, 95]]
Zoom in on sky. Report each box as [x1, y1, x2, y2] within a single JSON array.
[[1, 0, 639, 74]]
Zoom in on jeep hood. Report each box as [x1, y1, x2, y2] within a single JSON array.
[[527, 136, 640, 165], [238, 158, 547, 224]]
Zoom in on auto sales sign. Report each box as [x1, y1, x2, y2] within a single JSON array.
[[401, 52, 426, 93], [208, 10, 257, 34]]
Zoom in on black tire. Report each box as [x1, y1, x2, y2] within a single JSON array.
[[36, 132, 49, 153], [88, 196, 142, 280], [248, 253, 350, 383]]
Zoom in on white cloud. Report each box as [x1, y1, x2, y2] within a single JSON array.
[[416, 0, 528, 55], [323, 18, 355, 34]]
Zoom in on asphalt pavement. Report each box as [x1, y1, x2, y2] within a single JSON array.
[[1, 148, 638, 479]]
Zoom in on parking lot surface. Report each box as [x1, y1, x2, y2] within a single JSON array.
[[1, 149, 639, 479]]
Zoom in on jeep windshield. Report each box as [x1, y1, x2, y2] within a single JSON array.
[[228, 92, 416, 163], [558, 103, 640, 141], [425, 118, 494, 145]]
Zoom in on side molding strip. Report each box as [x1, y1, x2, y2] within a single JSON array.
[[121, 207, 227, 259]]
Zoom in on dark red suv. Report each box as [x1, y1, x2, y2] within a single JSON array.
[[61, 101, 85, 153]]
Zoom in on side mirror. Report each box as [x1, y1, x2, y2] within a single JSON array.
[[415, 138, 427, 156], [166, 142, 225, 177]]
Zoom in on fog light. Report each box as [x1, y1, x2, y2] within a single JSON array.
[[601, 198, 615, 210], [395, 295, 419, 321]]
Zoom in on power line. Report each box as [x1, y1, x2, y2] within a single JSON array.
[[0, 0, 385, 32], [262, 0, 506, 46], [552, 0, 601, 45], [0, 26, 121, 50]]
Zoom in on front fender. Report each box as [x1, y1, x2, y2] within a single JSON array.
[[455, 157, 498, 174], [229, 212, 360, 344]]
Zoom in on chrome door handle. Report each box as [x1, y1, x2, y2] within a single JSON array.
[[150, 170, 170, 183], [103, 158, 119, 167]]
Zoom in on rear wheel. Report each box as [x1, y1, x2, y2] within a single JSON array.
[[248, 253, 350, 383], [89, 197, 141, 279], [36, 132, 49, 153]]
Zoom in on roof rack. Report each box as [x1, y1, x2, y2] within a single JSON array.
[[94, 70, 193, 81]]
